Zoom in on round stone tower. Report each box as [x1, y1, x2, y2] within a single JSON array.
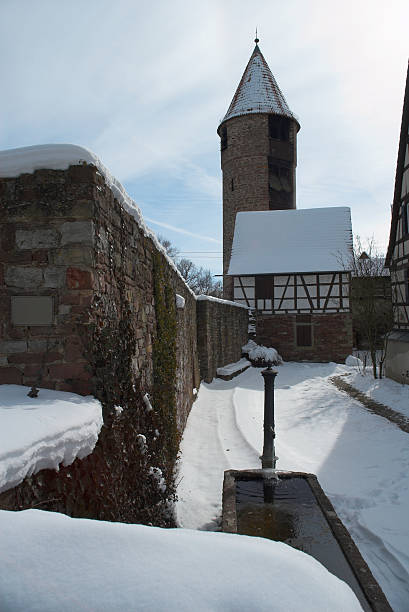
[[218, 41, 300, 300]]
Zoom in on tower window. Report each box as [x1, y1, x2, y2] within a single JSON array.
[[231, 178, 234, 191], [268, 115, 289, 141], [220, 127, 228, 151]]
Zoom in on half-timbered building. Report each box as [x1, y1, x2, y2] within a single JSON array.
[[385, 62, 409, 383], [228, 207, 353, 361]]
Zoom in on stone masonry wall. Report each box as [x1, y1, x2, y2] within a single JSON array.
[[196, 298, 248, 383], [0, 162, 246, 524], [0, 164, 199, 429], [256, 312, 353, 363], [0, 166, 96, 395]]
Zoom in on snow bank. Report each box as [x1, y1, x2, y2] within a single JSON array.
[[0, 144, 196, 296], [0, 509, 362, 612], [0, 385, 102, 493], [345, 368, 409, 420], [345, 355, 364, 367]]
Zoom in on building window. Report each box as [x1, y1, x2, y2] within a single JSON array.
[[296, 315, 312, 347], [268, 115, 289, 141], [231, 178, 234, 191], [220, 127, 227, 151], [255, 275, 273, 299], [402, 201, 409, 235], [406, 269, 409, 304]]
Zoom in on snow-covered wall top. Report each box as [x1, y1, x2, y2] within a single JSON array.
[[0, 144, 196, 296], [196, 294, 249, 309], [228, 207, 353, 275], [0, 144, 100, 178]]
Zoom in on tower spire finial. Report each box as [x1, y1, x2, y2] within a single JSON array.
[[255, 27, 259, 44]]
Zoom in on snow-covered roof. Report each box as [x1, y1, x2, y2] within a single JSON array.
[[228, 207, 353, 275], [0, 385, 102, 493], [220, 45, 299, 128]]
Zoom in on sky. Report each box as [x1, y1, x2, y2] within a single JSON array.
[[1, 0, 408, 276]]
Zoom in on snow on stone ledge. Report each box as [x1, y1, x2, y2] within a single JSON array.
[[217, 358, 251, 377], [0, 385, 103, 494], [0, 144, 196, 296], [196, 294, 249, 309], [0, 509, 363, 612]]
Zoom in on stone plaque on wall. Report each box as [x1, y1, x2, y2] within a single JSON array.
[[11, 296, 54, 326]]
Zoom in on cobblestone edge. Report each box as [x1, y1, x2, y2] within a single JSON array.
[[330, 376, 409, 434]]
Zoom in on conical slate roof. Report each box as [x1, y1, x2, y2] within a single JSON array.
[[220, 44, 299, 128]]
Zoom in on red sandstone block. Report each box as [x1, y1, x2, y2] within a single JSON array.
[[20, 188, 37, 200], [49, 363, 90, 380], [80, 294, 93, 307], [6, 327, 25, 339], [68, 165, 97, 184], [5, 251, 32, 265], [23, 379, 56, 390], [58, 380, 92, 395], [0, 367, 22, 384], [70, 305, 88, 315], [28, 327, 55, 336], [60, 292, 81, 305], [23, 364, 43, 377], [8, 353, 42, 364], [0, 226, 15, 252], [66, 267, 92, 290], [32, 250, 49, 264], [43, 352, 63, 363], [22, 377, 41, 387], [64, 343, 85, 361]]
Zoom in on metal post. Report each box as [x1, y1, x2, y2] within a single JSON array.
[[261, 364, 278, 469]]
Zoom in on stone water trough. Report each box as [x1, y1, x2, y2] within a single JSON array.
[[222, 365, 392, 612], [222, 469, 391, 612]]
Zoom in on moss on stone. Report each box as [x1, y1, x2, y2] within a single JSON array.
[[152, 251, 178, 479]]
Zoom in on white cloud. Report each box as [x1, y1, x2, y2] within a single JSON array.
[[145, 217, 221, 244], [0, 0, 408, 258]]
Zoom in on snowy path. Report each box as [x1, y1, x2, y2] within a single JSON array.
[[176, 362, 409, 612]]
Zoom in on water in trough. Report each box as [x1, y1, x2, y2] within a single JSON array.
[[236, 476, 371, 611]]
